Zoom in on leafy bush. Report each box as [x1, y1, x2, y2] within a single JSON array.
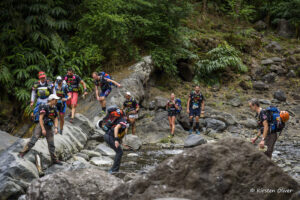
[[195, 42, 247, 84]]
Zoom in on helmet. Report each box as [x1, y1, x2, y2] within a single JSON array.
[[56, 76, 63, 84], [280, 111, 289, 123], [96, 119, 103, 129]]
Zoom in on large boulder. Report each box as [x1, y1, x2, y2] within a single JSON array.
[[122, 134, 142, 150], [184, 134, 207, 148], [205, 118, 226, 132], [25, 168, 123, 200], [265, 41, 282, 53], [274, 90, 287, 102], [253, 81, 269, 90], [0, 114, 95, 199], [240, 119, 258, 129], [154, 96, 168, 110], [94, 143, 116, 157], [106, 138, 299, 200], [262, 72, 277, 83], [0, 130, 18, 153]]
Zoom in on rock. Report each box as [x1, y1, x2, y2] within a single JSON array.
[[292, 105, 300, 117], [149, 101, 156, 110], [240, 119, 257, 129], [261, 59, 274, 65], [80, 150, 102, 158], [74, 153, 89, 161], [253, 81, 269, 90], [107, 138, 299, 200], [154, 96, 168, 110], [45, 160, 95, 175], [266, 41, 282, 53], [262, 72, 277, 83], [25, 168, 122, 200], [277, 19, 295, 38], [274, 90, 287, 102], [254, 20, 267, 31], [90, 156, 113, 166], [0, 130, 18, 153], [127, 153, 139, 157], [184, 134, 207, 148], [287, 56, 297, 64], [229, 97, 242, 107], [259, 99, 271, 105], [0, 115, 95, 199], [239, 80, 252, 90], [287, 70, 297, 78], [270, 65, 287, 75], [95, 143, 116, 157], [292, 93, 300, 101], [271, 57, 283, 63], [85, 140, 101, 150], [205, 118, 226, 132], [177, 62, 194, 81], [122, 135, 142, 150]]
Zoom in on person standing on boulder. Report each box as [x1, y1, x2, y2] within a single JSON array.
[[166, 93, 179, 137], [64, 68, 88, 123], [92, 72, 121, 115], [98, 106, 129, 173], [30, 71, 54, 122], [187, 86, 205, 134], [53, 76, 70, 134], [19, 94, 63, 165], [123, 92, 139, 135]]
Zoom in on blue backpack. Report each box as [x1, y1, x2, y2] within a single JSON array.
[[265, 106, 284, 133], [175, 98, 182, 114], [99, 72, 113, 87]]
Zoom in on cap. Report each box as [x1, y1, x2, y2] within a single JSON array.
[[56, 76, 62, 80], [48, 94, 60, 101], [126, 91, 131, 96], [38, 71, 46, 79]]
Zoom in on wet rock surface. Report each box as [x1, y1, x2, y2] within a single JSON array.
[[106, 138, 299, 200]]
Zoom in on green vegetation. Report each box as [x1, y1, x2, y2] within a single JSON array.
[[1, 0, 300, 113]]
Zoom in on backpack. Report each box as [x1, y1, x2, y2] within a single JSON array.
[[99, 72, 113, 87], [104, 106, 124, 122], [175, 98, 182, 114], [265, 106, 285, 133]]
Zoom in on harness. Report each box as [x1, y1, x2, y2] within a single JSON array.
[[33, 81, 53, 99], [65, 75, 80, 92], [55, 84, 68, 103], [39, 104, 58, 126], [190, 91, 203, 109], [124, 98, 137, 112]]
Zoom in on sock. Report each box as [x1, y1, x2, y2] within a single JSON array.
[[102, 107, 106, 111], [189, 120, 193, 129], [196, 122, 200, 130]]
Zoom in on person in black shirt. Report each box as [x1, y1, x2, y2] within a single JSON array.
[[249, 99, 277, 158], [123, 92, 139, 135], [19, 94, 63, 165], [166, 93, 179, 137]]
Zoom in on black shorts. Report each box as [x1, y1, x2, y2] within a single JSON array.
[[168, 110, 177, 117]]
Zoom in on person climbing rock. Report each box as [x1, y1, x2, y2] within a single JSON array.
[[98, 106, 129, 173], [249, 99, 289, 158], [30, 71, 54, 122], [123, 92, 139, 135], [92, 72, 121, 115], [166, 93, 179, 137], [54, 76, 70, 134], [19, 94, 63, 165], [64, 68, 88, 123], [187, 86, 205, 134]]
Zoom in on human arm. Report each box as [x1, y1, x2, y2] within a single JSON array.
[[106, 78, 121, 88], [39, 113, 46, 136], [259, 121, 269, 148], [80, 80, 88, 95], [30, 90, 36, 108], [114, 124, 121, 148], [54, 117, 58, 134], [95, 85, 100, 100], [186, 97, 191, 113], [251, 129, 261, 144]]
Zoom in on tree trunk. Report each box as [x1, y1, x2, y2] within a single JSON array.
[[202, 0, 207, 16]]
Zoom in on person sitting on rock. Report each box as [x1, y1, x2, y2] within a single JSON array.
[[19, 94, 63, 165], [249, 99, 289, 158], [64, 68, 88, 123], [92, 72, 121, 115], [166, 93, 179, 137], [187, 85, 205, 134], [53, 76, 71, 134], [123, 92, 139, 135], [98, 106, 129, 173]]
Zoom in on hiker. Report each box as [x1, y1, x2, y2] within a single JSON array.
[[97, 106, 129, 173], [166, 93, 179, 137], [53, 76, 70, 134], [19, 94, 63, 166], [249, 99, 289, 158], [187, 86, 205, 134], [64, 68, 88, 123], [123, 92, 139, 135], [92, 72, 121, 114], [30, 71, 54, 122]]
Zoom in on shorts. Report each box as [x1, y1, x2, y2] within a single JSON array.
[[128, 114, 138, 119], [168, 110, 177, 117], [100, 88, 112, 97], [189, 107, 201, 117], [56, 102, 67, 114], [67, 92, 78, 107]]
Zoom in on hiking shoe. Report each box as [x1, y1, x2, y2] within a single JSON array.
[[108, 169, 113, 174], [189, 129, 193, 134], [18, 152, 25, 158], [168, 134, 174, 138], [69, 118, 74, 123], [196, 130, 201, 135], [53, 160, 63, 165], [59, 129, 63, 135], [99, 110, 106, 116]]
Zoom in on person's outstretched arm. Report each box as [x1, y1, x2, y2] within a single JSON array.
[[80, 80, 88, 95], [106, 78, 121, 88]]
